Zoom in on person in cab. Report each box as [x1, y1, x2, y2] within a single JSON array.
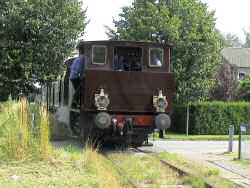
[[114, 54, 124, 71], [70, 51, 85, 107], [150, 52, 162, 67]]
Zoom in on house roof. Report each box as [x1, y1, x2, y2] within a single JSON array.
[[221, 48, 250, 68]]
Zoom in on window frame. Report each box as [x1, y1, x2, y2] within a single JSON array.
[[148, 48, 164, 67], [113, 46, 143, 71], [92, 45, 107, 65], [238, 72, 246, 80]]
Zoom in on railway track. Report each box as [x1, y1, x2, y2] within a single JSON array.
[[102, 147, 216, 188], [135, 148, 215, 188], [103, 153, 138, 188]]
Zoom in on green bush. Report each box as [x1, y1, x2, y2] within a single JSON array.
[[239, 75, 250, 101], [171, 105, 187, 133], [171, 102, 250, 135]]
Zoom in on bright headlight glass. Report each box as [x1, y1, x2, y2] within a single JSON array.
[[155, 97, 168, 111], [96, 96, 109, 109], [95, 89, 110, 110]]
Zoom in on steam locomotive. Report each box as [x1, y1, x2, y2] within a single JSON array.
[[41, 41, 175, 147]]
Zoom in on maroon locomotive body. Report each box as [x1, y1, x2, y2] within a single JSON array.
[[43, 40, 175, 147], [79, 40, 175, 146]]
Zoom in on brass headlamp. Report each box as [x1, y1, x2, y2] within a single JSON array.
[[153, 89, 168, 112], [95, 89, 110, 110]]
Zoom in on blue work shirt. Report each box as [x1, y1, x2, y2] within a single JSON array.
[[114, 58, 124, 71], [151, 57, 162, 67], [70, 57, 85, 79]]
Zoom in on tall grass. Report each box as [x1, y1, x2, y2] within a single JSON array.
[[109, 152, 179, 186], [0, 98, 51, 161], [82, 145, 124, 187], [39, 107, 51, 159]]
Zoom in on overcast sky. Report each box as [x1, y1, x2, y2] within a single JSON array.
[[83, 0, 250, 41]]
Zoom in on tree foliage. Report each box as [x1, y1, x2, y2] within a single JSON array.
[[107, 0, 221, 104], [0, 0, 87, 100], [221, 30, 250, 48], [209, 62, 238, 101], [221, 33, 243, 48], [243, 29, 250, 48], [239, 75, 250, 101]]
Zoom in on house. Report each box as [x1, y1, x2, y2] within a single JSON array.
[[220, 48, 250, 80]]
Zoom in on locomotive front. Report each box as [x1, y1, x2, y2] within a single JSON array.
[[79, 41, 175, 146]]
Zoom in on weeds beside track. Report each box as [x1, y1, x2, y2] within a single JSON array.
[[101, 147, 240, 188], [103, 148, 190, 188], [136, 148, 214, 188], [136, 148, 240, 188], [102, 152, 137, 188]]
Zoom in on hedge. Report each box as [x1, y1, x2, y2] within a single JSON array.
[[171, 102, 250, 135]]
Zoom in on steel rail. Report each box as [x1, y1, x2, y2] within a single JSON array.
[[135, 148, 215, 188], [102, 151, 139, 188]]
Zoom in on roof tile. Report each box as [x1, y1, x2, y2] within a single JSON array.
[[221, 48, 250, 68]]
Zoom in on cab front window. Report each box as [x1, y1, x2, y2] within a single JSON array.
[[149, 48, 163, 67], [92, 45, 107, 65]]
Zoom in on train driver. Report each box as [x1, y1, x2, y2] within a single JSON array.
[[114, 54, 124, 71], [70, 50, 85, 106], [150, 52, 162, 67]]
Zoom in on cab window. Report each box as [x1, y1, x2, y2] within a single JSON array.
[[149, 48, 163, 67], [92, 45, 107, 65], [113, 47, 142, 71]]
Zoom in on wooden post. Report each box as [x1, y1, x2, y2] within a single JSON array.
[[238, 129, 242, 160], [186, 104, 189, 136], [159, 130, 164, 139], [228, 125, 234, 153], [238, 124, 246, 160]]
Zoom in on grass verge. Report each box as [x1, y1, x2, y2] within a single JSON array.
[[0, 100, 129, 187], [232, 158, 250, 165], [0, 98, 51, 161], [0, 145, 129, 188]]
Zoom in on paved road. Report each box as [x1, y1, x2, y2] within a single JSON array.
[[140, 140, 239, 154], [242, 140, 250, 160]]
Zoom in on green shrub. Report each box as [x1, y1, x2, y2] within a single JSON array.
[[171, 105, 187, 133], [171, 102, 250, 135], [239, 75, 250, 101]]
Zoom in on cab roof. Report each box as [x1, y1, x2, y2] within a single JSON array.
[[78, 40, 172, 49]]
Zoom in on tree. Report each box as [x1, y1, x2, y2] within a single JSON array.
[[221, 33, 243, 48], [209, 62, 238, 101], [107, 0, 221, 104], [238, 75, 250, 101], [0, 0, 87, 101], [243, 29, 250, 48]]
